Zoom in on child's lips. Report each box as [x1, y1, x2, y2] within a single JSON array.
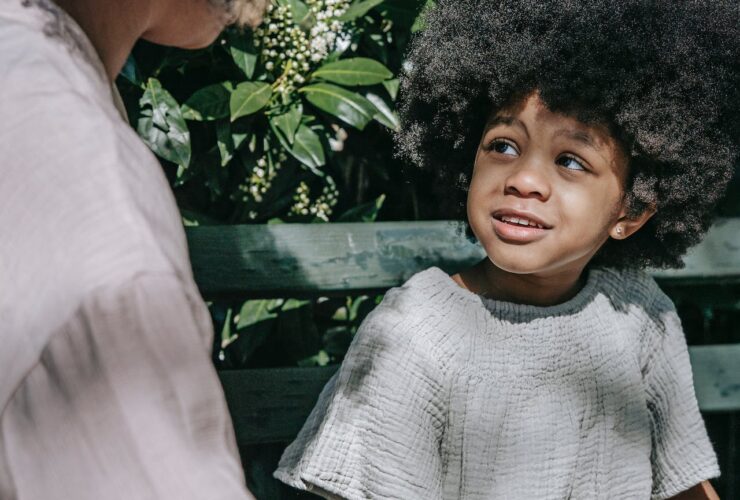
[[491, 216, 550, 243]]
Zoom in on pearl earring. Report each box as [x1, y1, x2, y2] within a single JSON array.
[[616, 226, 623, 235]]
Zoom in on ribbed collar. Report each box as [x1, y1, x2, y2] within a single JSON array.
[[423, 266, 603, 323]]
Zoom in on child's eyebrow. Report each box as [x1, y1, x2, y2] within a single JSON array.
[[555, 128, 615, 167], [554, 129, 600, 151], [486, 115, 528, 136]]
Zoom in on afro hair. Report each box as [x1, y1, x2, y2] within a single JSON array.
[[396, 0, 740, 269]]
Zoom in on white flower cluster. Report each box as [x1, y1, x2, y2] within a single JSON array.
[[236, 149, 288, 207], [306, 0, 352, 61], [290, 179, 339, 221], [254, 0, 351, 94]]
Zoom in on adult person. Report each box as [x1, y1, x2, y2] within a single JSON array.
[[0, 0, 267, 498]]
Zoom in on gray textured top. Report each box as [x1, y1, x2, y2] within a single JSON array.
[[275, 266, 719, 499]]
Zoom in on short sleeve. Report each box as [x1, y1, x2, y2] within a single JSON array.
[[0, 273, 253, 500], [274, 291, 447, 500], [643, 294, 720, 500]]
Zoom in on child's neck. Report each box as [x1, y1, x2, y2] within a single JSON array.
[[452, 259, 589, 307]]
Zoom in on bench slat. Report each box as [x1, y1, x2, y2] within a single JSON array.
[[219, 344, 740, 445], [220, 366, 337, 445], [690, 344, 740, 412], [189, 218, 740, 299]]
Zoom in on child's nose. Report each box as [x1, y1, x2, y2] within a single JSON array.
[[504, 161, 551, 201]]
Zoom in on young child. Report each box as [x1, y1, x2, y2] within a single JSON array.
[[274, 1, 739, 498]]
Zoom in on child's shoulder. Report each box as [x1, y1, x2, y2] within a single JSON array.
[[379, 266, 474, 318], [594, 267, 680, 357], [595, 267, 674, 313], [356, 266, 477, 366]]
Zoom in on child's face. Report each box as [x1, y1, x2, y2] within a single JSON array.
[[467, 93, 632, 278]]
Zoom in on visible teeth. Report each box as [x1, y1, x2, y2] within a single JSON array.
[[500, 215, 544, 229]]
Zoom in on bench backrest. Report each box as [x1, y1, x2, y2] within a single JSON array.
[[187, 218, 740, 447]]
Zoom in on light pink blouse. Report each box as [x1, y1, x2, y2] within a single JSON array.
[[0, 1, 251, 498]]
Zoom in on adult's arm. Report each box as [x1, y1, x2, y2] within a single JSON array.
[[2, 272, 255, 500], [668, 481, 719, 500]]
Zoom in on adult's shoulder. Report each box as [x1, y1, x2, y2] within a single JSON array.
[[0, 1, 110, 97], [0, 4, 190, 341]]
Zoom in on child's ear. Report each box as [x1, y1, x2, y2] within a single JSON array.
[[609, 204, 657, 240]]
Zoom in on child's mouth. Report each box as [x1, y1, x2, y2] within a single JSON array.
[[491, 211, 551, 243], [498, 214, 545, 229]]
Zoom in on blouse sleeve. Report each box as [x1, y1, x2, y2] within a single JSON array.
[[274, 290, 447, 500], [1, 273, 253, 500], [643, 293, 720, 500]]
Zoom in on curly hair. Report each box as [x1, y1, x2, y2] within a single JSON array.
[[396, 0, 739, 269], [208, 0, 269, 28]]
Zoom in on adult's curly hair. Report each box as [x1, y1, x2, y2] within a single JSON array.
[[396, 0, 739, 269], [208, 0, 269, 28]]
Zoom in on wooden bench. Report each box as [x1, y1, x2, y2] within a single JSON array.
[[187, 218, 740, 498]]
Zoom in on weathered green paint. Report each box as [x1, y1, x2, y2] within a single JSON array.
[[187, 218, 740, 299], [690, 344, 740, 412], [652, 217, 740, 282]]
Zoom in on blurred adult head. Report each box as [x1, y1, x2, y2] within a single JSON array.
[[52, 0, 270, 80], [210, 0, 270, 29], [142, 0, 269, 49]]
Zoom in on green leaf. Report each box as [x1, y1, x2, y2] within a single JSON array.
[[271, 119, 326, 175], [277, 0, 310, 23], [234, 130, 249, 150], [230, 82, 273, 121], [119, 54, 142, 86], [226, 298, 284, 365], [269, 104, 303, 144], [365, 92, 399, 130], [282, 298, 311, 311], [338, 194, 386, 222], [297, 350, 331, 367], [174, 163, 197, 187], [410, 0, 436, 32], [216, 121, 234, 166], [220, 306, 234, 346], [312, 58, 393, 86], [382, 0, 429, 28], [288, 123, 326, 173], [180, 208, 223, 227], [382, 78, 399, 100], [338, 0, 385, 21], [348, 295, 371, 322], [300, 83, 376, 130], [181, 82, 233, 121], [137, 78, 191, 167], [227, 33, 258, 79], [236, 299, 283, 330]]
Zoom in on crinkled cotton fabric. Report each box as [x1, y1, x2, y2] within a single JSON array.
[[0, 1, 250, 498], [275, 266, 720, 500]]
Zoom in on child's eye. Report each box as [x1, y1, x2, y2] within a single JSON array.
[[556, 154, 587, 172], [486, 139, 519, 156]]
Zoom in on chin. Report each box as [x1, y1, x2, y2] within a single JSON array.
[[143, 14, 225, 49], [486, 250, 545, 275], [179, 31, 222, 49], [145, 29, 220, 49]]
